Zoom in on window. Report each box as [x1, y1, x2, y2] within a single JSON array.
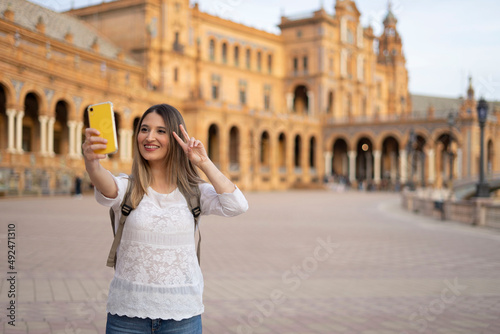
[[222, 42, 227, 64], [209, 39, 215, 61], [327, 91, 334, 114], [234, 46, 239, 66], [239, 80, 247, 105], [257, 51, 262, 71], [303, 56, 308, 73], [174, 67, 178, 82], [264, 85, 271, 111], [346, 93, 352, 117], [267, 54, 272, 74], [347, 29, 354, 44], [211, 74, 221, 100], [246, 49, 251, 70], [293, 57, 298, 74], [212, 84, 218, 100]]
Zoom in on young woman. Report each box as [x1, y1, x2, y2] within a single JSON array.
[[82, 104, 248, 334]]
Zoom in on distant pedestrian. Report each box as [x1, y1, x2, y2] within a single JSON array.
[[74, 175, 82, 198], [82, 103, 248, 334]]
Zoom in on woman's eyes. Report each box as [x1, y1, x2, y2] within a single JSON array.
[[140, 127, 166, 134]]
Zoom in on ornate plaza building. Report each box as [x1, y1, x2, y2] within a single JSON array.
[[0, 0, 498, 195]]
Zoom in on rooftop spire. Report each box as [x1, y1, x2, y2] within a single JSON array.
[[384, 0, 397, 26]]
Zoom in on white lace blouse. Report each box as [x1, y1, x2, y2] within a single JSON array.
[[95, 173, 249, 320]]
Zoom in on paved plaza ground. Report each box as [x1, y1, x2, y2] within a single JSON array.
[[0, 189, 499, 334]]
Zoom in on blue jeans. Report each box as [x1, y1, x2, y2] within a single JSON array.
[[106, 313, 202, 334]]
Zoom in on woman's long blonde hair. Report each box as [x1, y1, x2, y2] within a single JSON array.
[[130, 104, 204, 207]]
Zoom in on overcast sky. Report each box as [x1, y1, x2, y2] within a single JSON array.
[[30, 0, 500, 101]]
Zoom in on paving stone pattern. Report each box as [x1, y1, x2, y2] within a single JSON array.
[[0, 190, 499, 333]]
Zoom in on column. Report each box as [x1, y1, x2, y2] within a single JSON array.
[[420, 151, 426, 187], [324, 151, 332, 177], [286, 93, 293, 112], [373, 150, 381, 184], [67, 121, 77, 157], [307, 91, 314, 115], [456, 148, 462, 179], [47, 117, 55, 156], [348, 150, 356, 183], [127, 130, 134, 161], [119, 129, 127, 161], [75, 122, 84, 157], [6, 109, 17, 153], [39, 116, 48, 155], [15, 111, 24, 153], [427, 148, 435, 184], [400, 149, 407, 183]]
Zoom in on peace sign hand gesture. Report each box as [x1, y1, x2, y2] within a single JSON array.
[[173, 124, 209, 167]]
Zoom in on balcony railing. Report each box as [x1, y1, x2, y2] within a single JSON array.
[[172, 42, 184, 54]]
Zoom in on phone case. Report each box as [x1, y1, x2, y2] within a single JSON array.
[[87, 102, 118, 155]]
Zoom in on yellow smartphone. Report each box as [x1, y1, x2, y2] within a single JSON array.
[[87, 102, 118, 155]]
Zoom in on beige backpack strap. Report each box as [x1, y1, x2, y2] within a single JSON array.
[[187, 184, 202, 265], [106, 179, 134, 268]]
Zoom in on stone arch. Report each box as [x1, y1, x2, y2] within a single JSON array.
[[208, 123, 220, 165], [54, 99, 70, 155], [277, 132, 286, 172], [332, 137, 349, 177], [23, 91, 43, 152], [20, 85, 48, 115], [429, 128, 462, 148], [375, 130, 403, 151], [293, 85, 309, 114], [309, 135, 317, 169], [381, 135, 400, 187], [0, 79, 16, 107], [327, 134, 351, 153], [293, 134, 302, 169], [48, 93, 75, 119], [260, 130, 271, 170], [228, 125, 240, 171], [351, 132, 377, 151], [355, 136, 375, 183]]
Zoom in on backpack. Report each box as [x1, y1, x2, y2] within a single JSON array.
[[106, 177, 202, 268]]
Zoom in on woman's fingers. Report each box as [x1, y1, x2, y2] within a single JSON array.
[[179, 124, 191, 142], [83, 127, 109, 160], [172, 131, 187, 149]]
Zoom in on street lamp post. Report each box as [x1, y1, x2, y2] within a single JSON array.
[[406, 129, 415, 191], [447, 111, 455, 190], [476, 98, 490, 198]]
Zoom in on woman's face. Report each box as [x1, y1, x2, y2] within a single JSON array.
[[137, 112, 169, 163]]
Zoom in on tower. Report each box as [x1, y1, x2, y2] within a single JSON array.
[[377, 1, 410, 116]]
